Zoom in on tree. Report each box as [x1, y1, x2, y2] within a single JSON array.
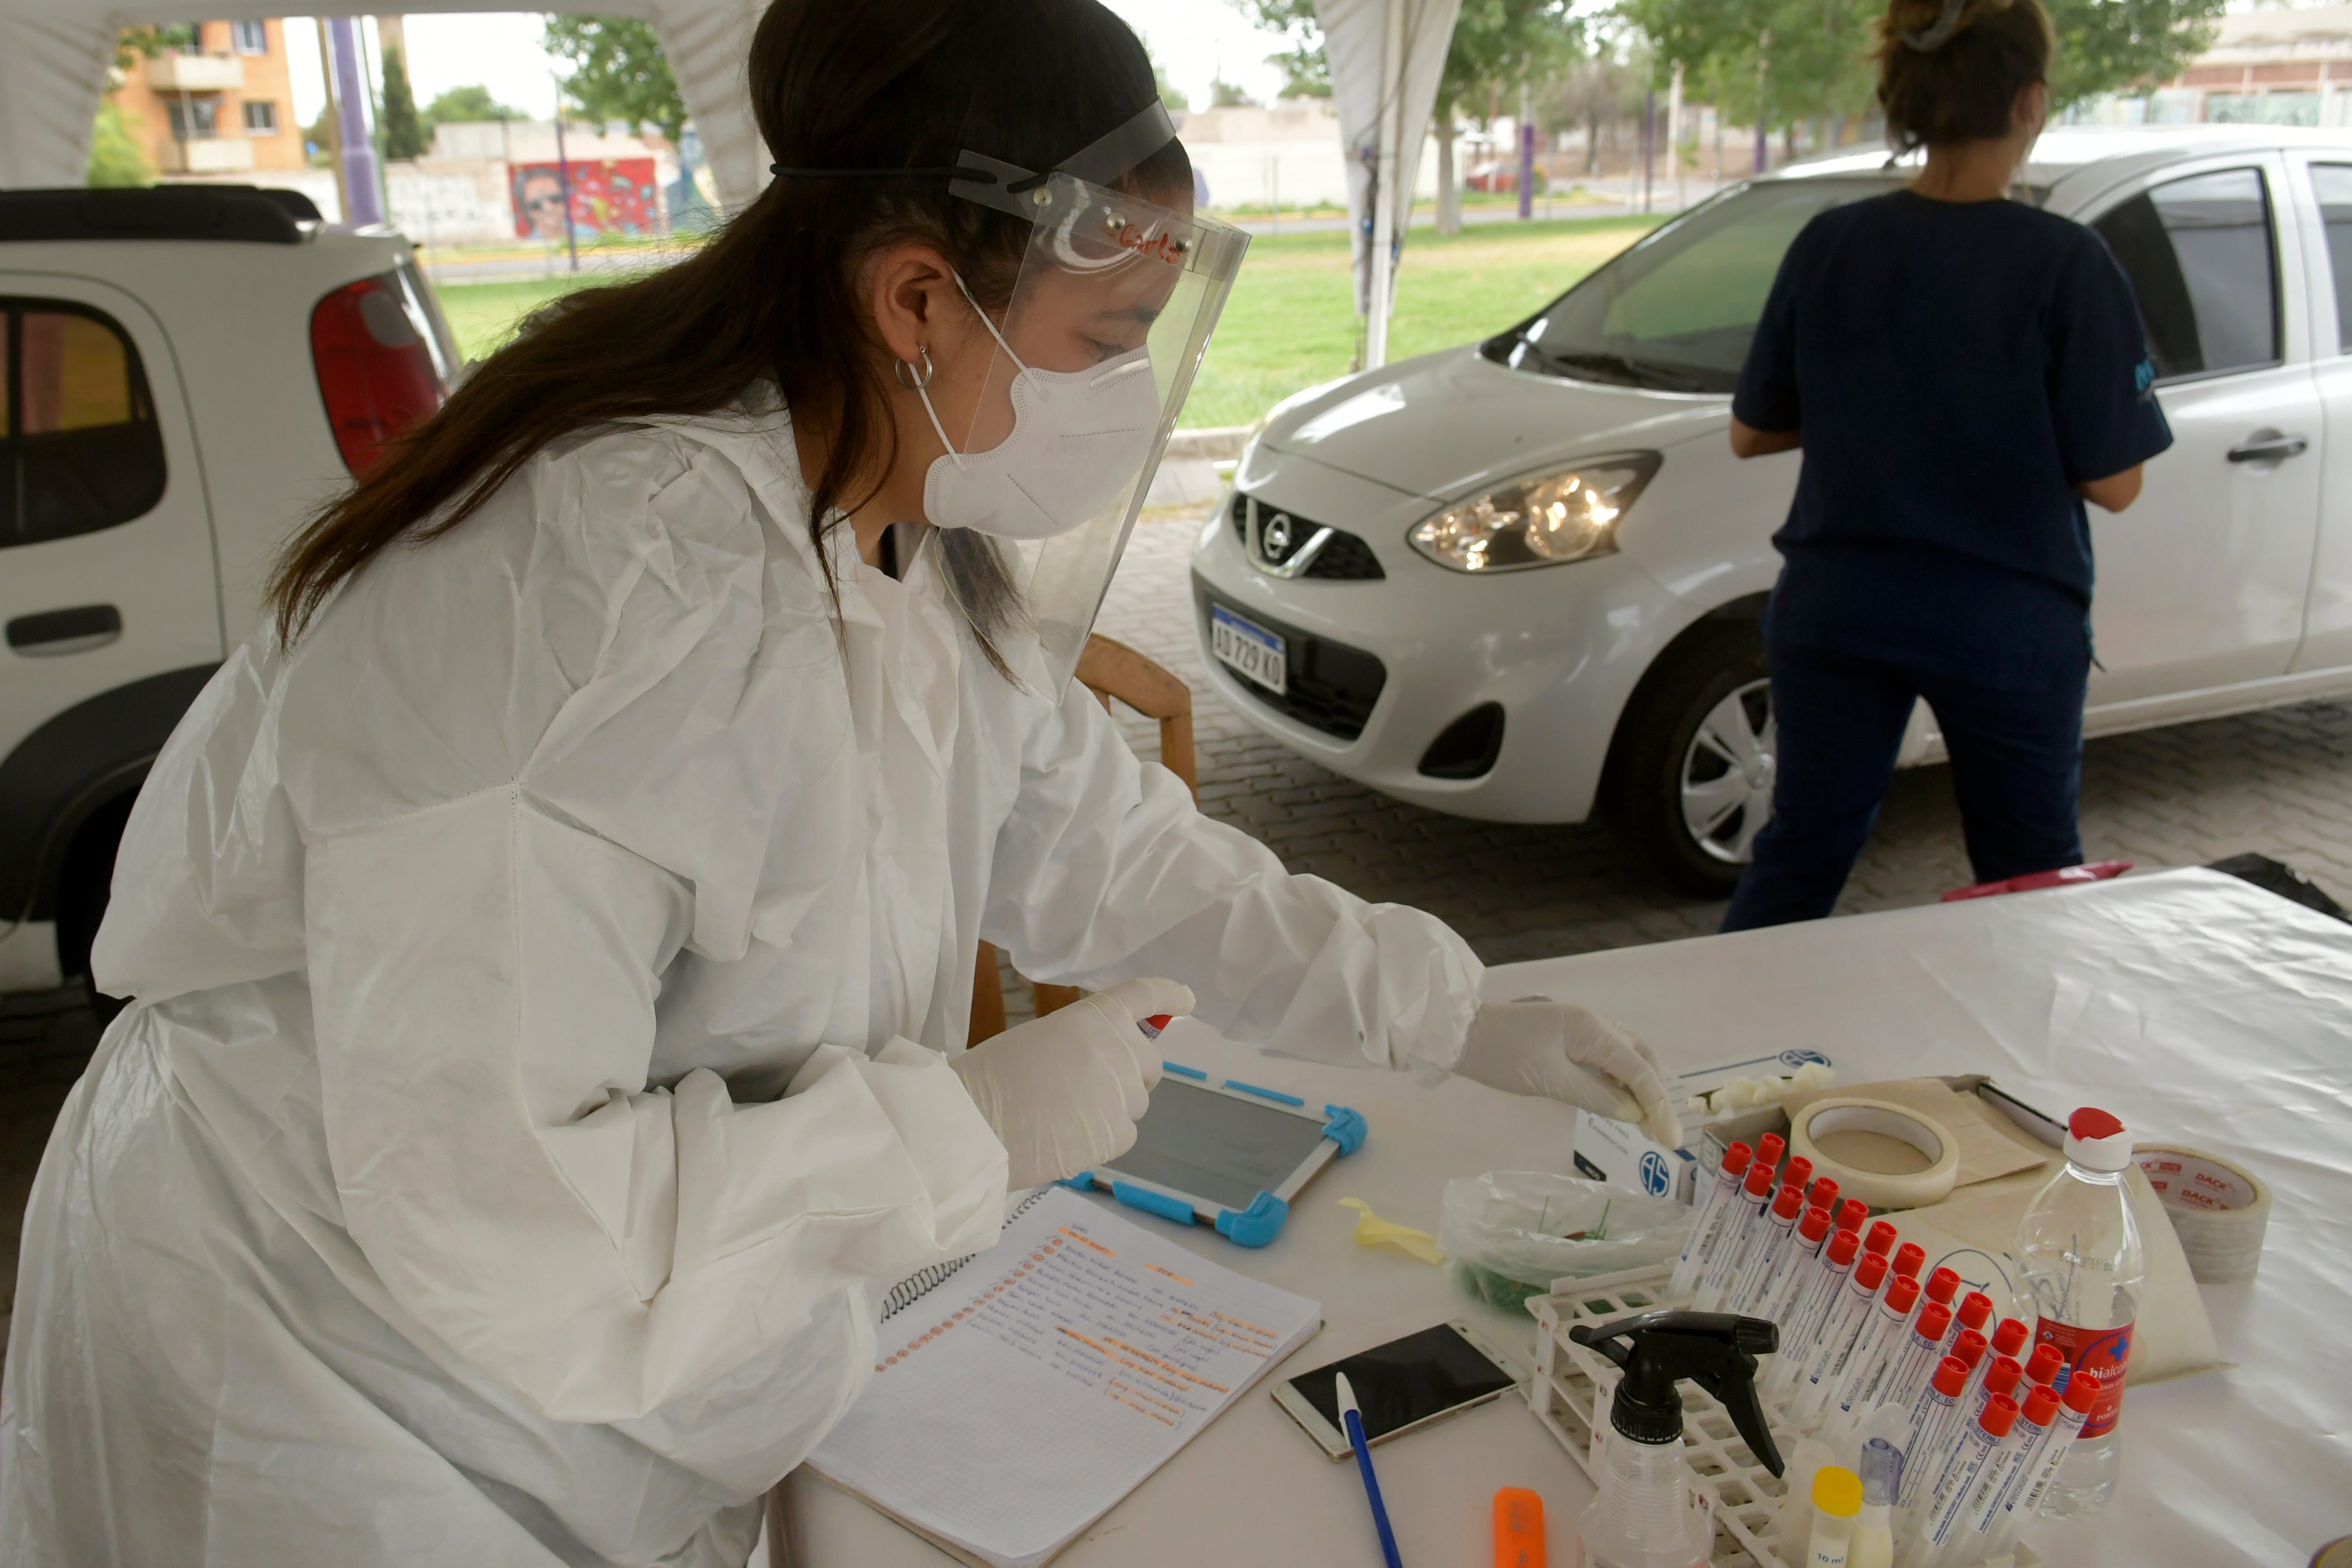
[[423, 84, 523, 130], [1433, 0, 1581, 231], [87, 101, 153, 187], [1542, 36, 1645, 175], [1627, 0, 2225, 156], [543, 15, 690, 146], [2045, 0, 2224, 107], [305, 104, 338, 168], [111, 24, 196, 72], [1209, 76, 1259, 108], [379, 44, 429, 160], [1153, 59, 1190, 115], [1229, 0, 1331, 97]]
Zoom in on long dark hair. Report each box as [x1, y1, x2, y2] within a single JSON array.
[[268, 0, 1189, 673], [1876, 0, 2054, 153]]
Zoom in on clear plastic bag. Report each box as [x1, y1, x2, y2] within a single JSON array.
[[1439, 1171, 1695, 1313]]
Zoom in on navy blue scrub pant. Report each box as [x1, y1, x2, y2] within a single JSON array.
[[1721, 640, 2088, 931]]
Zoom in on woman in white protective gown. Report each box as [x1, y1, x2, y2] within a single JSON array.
[[0, 1, 1680, 1564]]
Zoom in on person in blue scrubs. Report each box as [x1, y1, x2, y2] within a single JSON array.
[[1720, 0, 2173, 931]]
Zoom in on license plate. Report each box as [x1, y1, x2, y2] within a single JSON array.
[[1210, 605, 1287, 695]]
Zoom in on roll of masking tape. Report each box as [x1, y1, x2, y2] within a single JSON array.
[[2135, 1145, 2270, 1283], [1788, 1097, 1961, 1211]]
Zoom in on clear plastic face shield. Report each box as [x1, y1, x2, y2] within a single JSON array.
[[927, 109, 1250, 691]]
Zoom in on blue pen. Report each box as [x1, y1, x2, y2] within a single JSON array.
[[1334, 1371, 1406, 1568]]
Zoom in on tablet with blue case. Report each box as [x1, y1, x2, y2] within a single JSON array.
[[1059, 1063, 1366, 1247]]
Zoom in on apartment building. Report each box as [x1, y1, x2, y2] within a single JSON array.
[[111, 18, 304, 178]]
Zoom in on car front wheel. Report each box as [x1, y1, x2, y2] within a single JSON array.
[[1603, 623, 1776, 893]]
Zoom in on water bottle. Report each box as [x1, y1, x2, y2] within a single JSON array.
[[2015, 1107, 2145, 1518]]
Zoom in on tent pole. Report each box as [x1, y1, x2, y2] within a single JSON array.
[[1366, 0, 1406, 369]]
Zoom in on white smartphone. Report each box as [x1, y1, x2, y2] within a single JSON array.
[[1271, 1320, 1522, 1461]]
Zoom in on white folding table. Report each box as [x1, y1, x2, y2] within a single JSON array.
[[778, 868, 2352, 1567]]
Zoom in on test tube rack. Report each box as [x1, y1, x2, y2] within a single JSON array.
[[1527, 1264, 2039, 1568]]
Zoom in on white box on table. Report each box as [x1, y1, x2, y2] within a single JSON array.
[[1569, 1047, 1838, 1204]]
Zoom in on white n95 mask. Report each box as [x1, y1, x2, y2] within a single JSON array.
[[917, 278, 1162, 541]]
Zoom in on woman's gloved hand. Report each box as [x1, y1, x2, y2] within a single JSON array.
[[1455, 997, 1683, 1150], [950, 977, 1196, 1189]]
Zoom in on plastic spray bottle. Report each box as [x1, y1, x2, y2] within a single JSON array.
[[1670, 1140, 1753, 1299], [1568, 1310, 1785, 1568], [2016, 1107, 2145, 1519]]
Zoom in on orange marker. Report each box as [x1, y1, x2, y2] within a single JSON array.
[[1493, 1486, 1545, 1568]]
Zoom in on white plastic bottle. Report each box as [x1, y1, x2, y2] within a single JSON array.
[[1849, 1438, 1900, 1568], [2016, 1107, 2145, 1518], [1805, 1465, 1861, 1567]]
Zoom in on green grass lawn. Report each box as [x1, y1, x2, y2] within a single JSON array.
[[428, 213, 1659, 431]]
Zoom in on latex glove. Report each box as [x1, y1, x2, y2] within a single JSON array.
[[1455, 997, 1683, 1149], [950, 977, 1195, 1189]]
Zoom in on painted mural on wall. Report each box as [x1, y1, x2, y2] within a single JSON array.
[[511, 158, 660, 239]]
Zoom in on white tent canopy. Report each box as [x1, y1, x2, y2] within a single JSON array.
[[1314, 0, 1462, 368], [0, 0, 769, 206], [1, 0, 1461, 367]]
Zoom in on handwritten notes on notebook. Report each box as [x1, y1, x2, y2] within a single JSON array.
[[807, 1186, 1321, 1568]]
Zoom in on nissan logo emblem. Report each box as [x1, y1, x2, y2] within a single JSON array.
[[1263, 513, 1293, 556]]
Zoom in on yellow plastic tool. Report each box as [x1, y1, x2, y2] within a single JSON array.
[[1337, 1197, 1446, 1265]]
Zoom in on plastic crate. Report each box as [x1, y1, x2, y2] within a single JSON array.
[[1527, 1265, 2037, 1568]]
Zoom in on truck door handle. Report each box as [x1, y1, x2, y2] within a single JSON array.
[[7, 604, 122, 655], [2228, 433, 2309, 464]]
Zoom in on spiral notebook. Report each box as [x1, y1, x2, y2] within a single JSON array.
[[808, 1185, 1323, 1568]]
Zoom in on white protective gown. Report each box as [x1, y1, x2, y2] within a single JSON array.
[[0, 401, 1484, 1568]]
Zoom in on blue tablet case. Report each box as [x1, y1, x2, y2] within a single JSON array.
[[1059, 1063, 1367, 1247]]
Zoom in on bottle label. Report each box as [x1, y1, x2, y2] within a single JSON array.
[[2036, 1317, 2133, 1439]]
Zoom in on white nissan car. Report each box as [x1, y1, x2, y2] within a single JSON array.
[[1193, 127, 2352, 889]]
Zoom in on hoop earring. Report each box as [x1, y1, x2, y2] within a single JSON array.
[[893, 346, 936, 391]]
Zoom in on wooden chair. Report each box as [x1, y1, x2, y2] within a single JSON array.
[[969, 633, 1198, 1043]]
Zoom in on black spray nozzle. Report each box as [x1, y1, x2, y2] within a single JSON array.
[[1568, 1309, 1785, 1477]]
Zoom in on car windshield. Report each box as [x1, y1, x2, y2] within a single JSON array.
[[1483, 175, 1903, 393]]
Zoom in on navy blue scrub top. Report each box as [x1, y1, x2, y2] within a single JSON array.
[[1734, 189, 2175, 690]]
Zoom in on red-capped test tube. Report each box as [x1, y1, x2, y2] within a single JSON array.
[[1695, 1154, 1778, 1311], [1985, 1371, 2103, 1557], [1757, 1203, 1835, 1327], [1728, 1181, 1807, 1314], [1899, 1354, 1973, 1511], [1914, 1390, 2021, 1556], [1766, 1223, 1863, 1399], [1880, 1297, 1955, 1421], [1670, 1140, 1752, 1298], [1795, 1245, 1891, 1425]]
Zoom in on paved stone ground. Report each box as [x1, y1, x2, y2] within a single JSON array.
[[15, 504, 2352, 1350], [1048, 509, 2352, 972]]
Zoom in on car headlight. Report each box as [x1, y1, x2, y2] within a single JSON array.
[[1406, 452, 1661, 573]]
